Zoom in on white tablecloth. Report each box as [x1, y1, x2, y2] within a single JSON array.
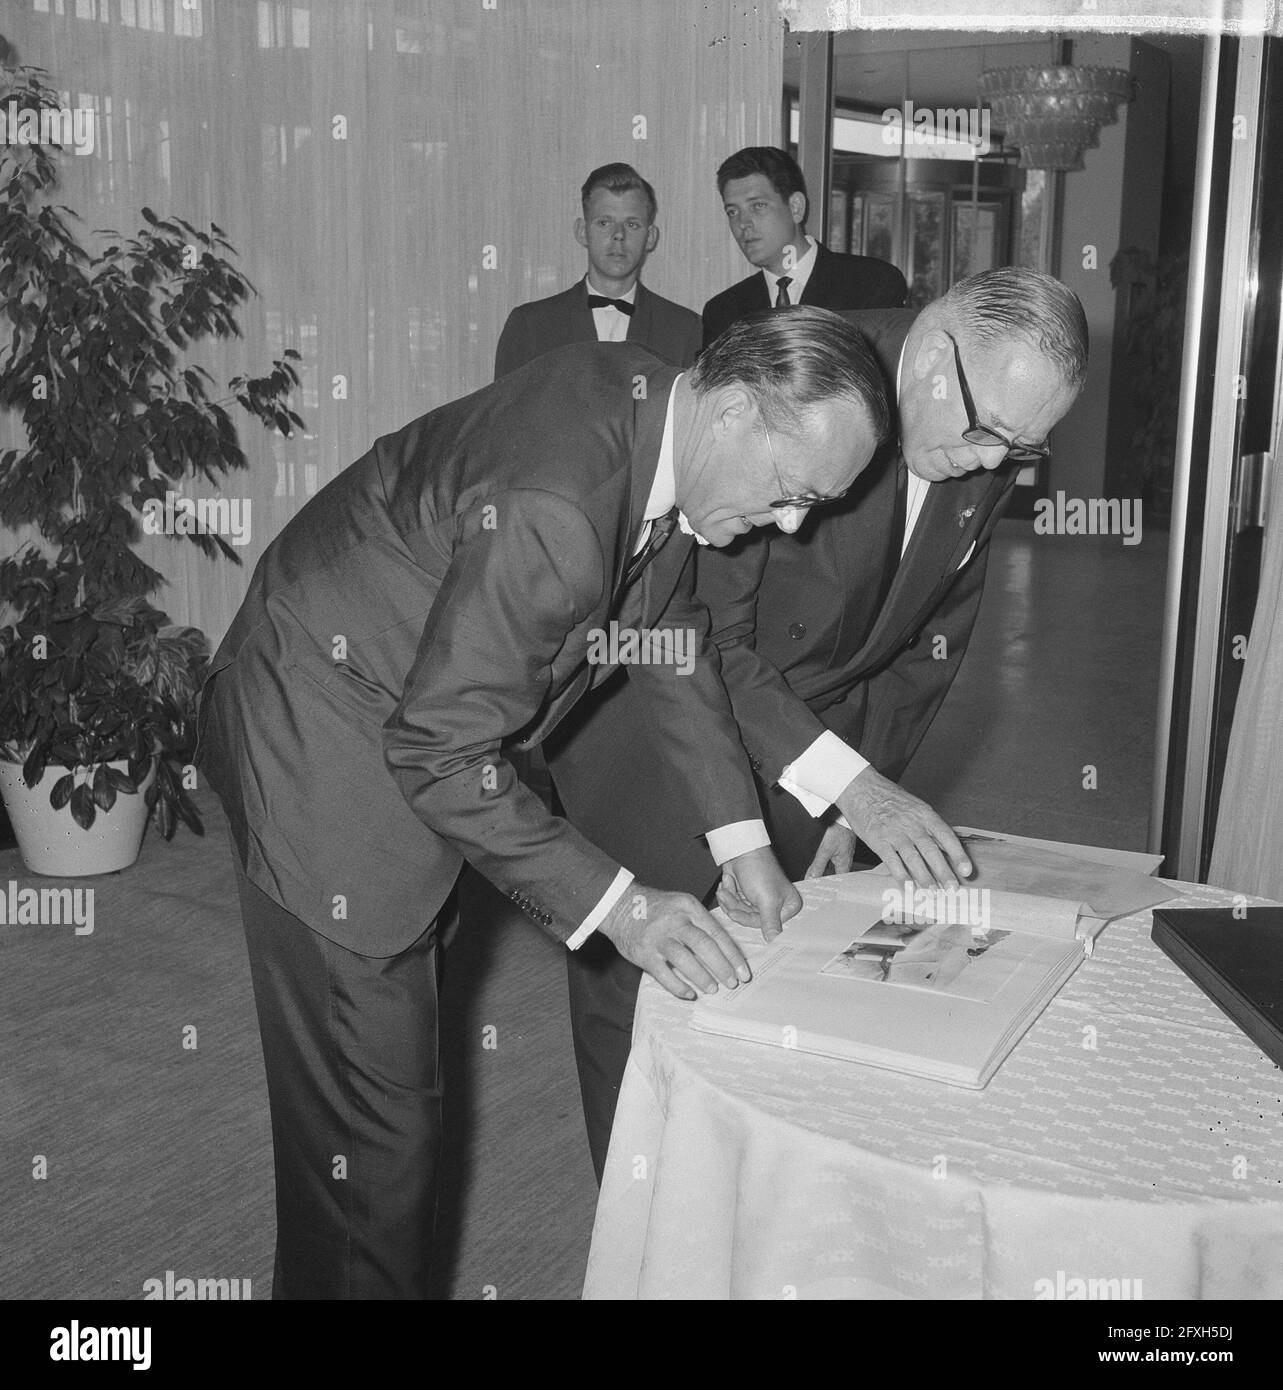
[[583, 879, 1283, 1299]]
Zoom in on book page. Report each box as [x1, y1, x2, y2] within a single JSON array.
[[950, 829, 1175, 919]]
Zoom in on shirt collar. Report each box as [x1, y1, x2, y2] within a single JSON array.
[[762, 234, 818, 299], [647, 377, 710, 542], [584, 275, 638, 304]]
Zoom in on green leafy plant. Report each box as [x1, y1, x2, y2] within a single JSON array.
[[1109, 245, 1188, 504], [0, 63, 302, 835]]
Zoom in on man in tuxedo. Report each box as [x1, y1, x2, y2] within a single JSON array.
[[702, 145, 907, 347], [197, 306, 890, 1298], [495, 162, 701, 376], [548, 267, 1087, 1178]]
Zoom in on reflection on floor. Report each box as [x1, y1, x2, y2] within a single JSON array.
[[906, 517, 1169, 852]]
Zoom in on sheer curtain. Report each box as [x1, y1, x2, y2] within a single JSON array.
[[2, 0, 782, 645], [1208, 464, 1283, 900]]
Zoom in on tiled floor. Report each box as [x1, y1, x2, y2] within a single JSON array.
[[907, 517, 1170, 854]]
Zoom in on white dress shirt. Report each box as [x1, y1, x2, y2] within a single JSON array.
[[568, 378, 771, 947], [762, 234, 819, 305], [586, 276, 637, 343]]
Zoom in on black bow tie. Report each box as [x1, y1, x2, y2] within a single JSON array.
[[587, 294, 635, 316]]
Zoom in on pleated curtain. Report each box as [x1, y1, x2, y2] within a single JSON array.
[[1209, 465, 1283, 900], [1, 0, 782, 646]]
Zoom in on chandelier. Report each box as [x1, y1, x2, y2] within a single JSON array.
[[978, 66, 1135, 171]]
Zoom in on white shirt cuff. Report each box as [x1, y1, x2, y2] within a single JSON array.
[[566, 866, 634, 950], [705, 819, 771, 864], [778, 730, 870, 817]]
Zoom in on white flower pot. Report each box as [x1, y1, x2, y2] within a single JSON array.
[[0, 758, 155, 877]]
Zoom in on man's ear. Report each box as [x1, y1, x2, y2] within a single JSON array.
[[573, 218, 588, 249], [709, 383, 754, 441], [909, 326, 949, 382], [789, 191, 807, 228], [644, 223, 659, 253]]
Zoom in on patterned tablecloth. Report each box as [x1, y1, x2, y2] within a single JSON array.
[[583, 878, 1283, 1300]]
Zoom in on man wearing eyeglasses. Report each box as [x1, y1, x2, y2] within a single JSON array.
[[548, 267, 1087, 1179]]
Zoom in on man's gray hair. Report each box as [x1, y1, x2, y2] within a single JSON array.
[[942, 268, 1088, 390], [692, 305, 891, 443]]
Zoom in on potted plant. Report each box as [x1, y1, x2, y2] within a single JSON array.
[[0, 63, 302, 875]]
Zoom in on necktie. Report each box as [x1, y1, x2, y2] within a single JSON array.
[[878, 454, 909, 606], [587, 295, 635, 316], [623, 507, 679, 588], [775, 277, 793, 307]]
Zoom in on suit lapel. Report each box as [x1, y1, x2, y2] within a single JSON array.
[[567, 280, 598, 345], [626, 284, 653, 348], [612, 364, 681, 598], [859, 467, 1010, 659], [828, 441, 900, 660], [799, 243, 838, 307]]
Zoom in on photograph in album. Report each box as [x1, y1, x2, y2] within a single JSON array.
[[820, 920, 1015, 1000]]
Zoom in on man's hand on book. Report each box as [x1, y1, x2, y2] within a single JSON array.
[[835, 767, 972, 888], [599, 884, 751, 1002], [714, 844, 802, 943], [805, 822, 858, 878]]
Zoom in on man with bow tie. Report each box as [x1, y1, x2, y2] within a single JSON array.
[[548, 267, 1088, 1179], [196, 305, 889, 1298], [494, 162, 702, 377]]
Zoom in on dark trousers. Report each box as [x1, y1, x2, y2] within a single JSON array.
[[234, 860, 451, 1299], [565, 779, 832, 1182]]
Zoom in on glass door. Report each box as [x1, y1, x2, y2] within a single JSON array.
[[1154, 33, 1283, 880]]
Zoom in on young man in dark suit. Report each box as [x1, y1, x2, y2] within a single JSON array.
[[548, 268, 1088, 1179], [494, 162, 702, 377], [702, 145, 908, 348], [197, 307, 890, 1298]]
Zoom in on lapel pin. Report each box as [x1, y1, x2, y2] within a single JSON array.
[[958, 505, 976, 528]]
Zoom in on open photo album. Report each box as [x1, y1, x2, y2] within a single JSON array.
[[690, 829, 1170, 1088]]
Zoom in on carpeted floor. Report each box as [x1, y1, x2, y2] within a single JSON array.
[[0, 790, 598, 1301]]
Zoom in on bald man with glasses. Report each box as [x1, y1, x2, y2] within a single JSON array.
[[547, 267, 1087, 1179]]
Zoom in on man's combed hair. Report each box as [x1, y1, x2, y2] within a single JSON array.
[[944, 268, 1089, 390], [715, 146, 808, 211], [691, 305, 891, 443], [580, 163, 657, 224]]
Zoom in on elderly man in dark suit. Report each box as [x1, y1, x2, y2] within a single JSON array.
[[549, 267, 1088, 1178], [702, 145, 907, 347], [196, 306, 889, 1299], [495, 162, 701, 377]]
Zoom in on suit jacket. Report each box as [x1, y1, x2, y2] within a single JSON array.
[[196, 344, 760, 957], [701, 242, 908, 348], [547, 308, 1016, 897], [494, 279, 702, 377]]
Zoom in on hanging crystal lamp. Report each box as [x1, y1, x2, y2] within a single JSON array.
[[978, 66, 1136, 171]]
